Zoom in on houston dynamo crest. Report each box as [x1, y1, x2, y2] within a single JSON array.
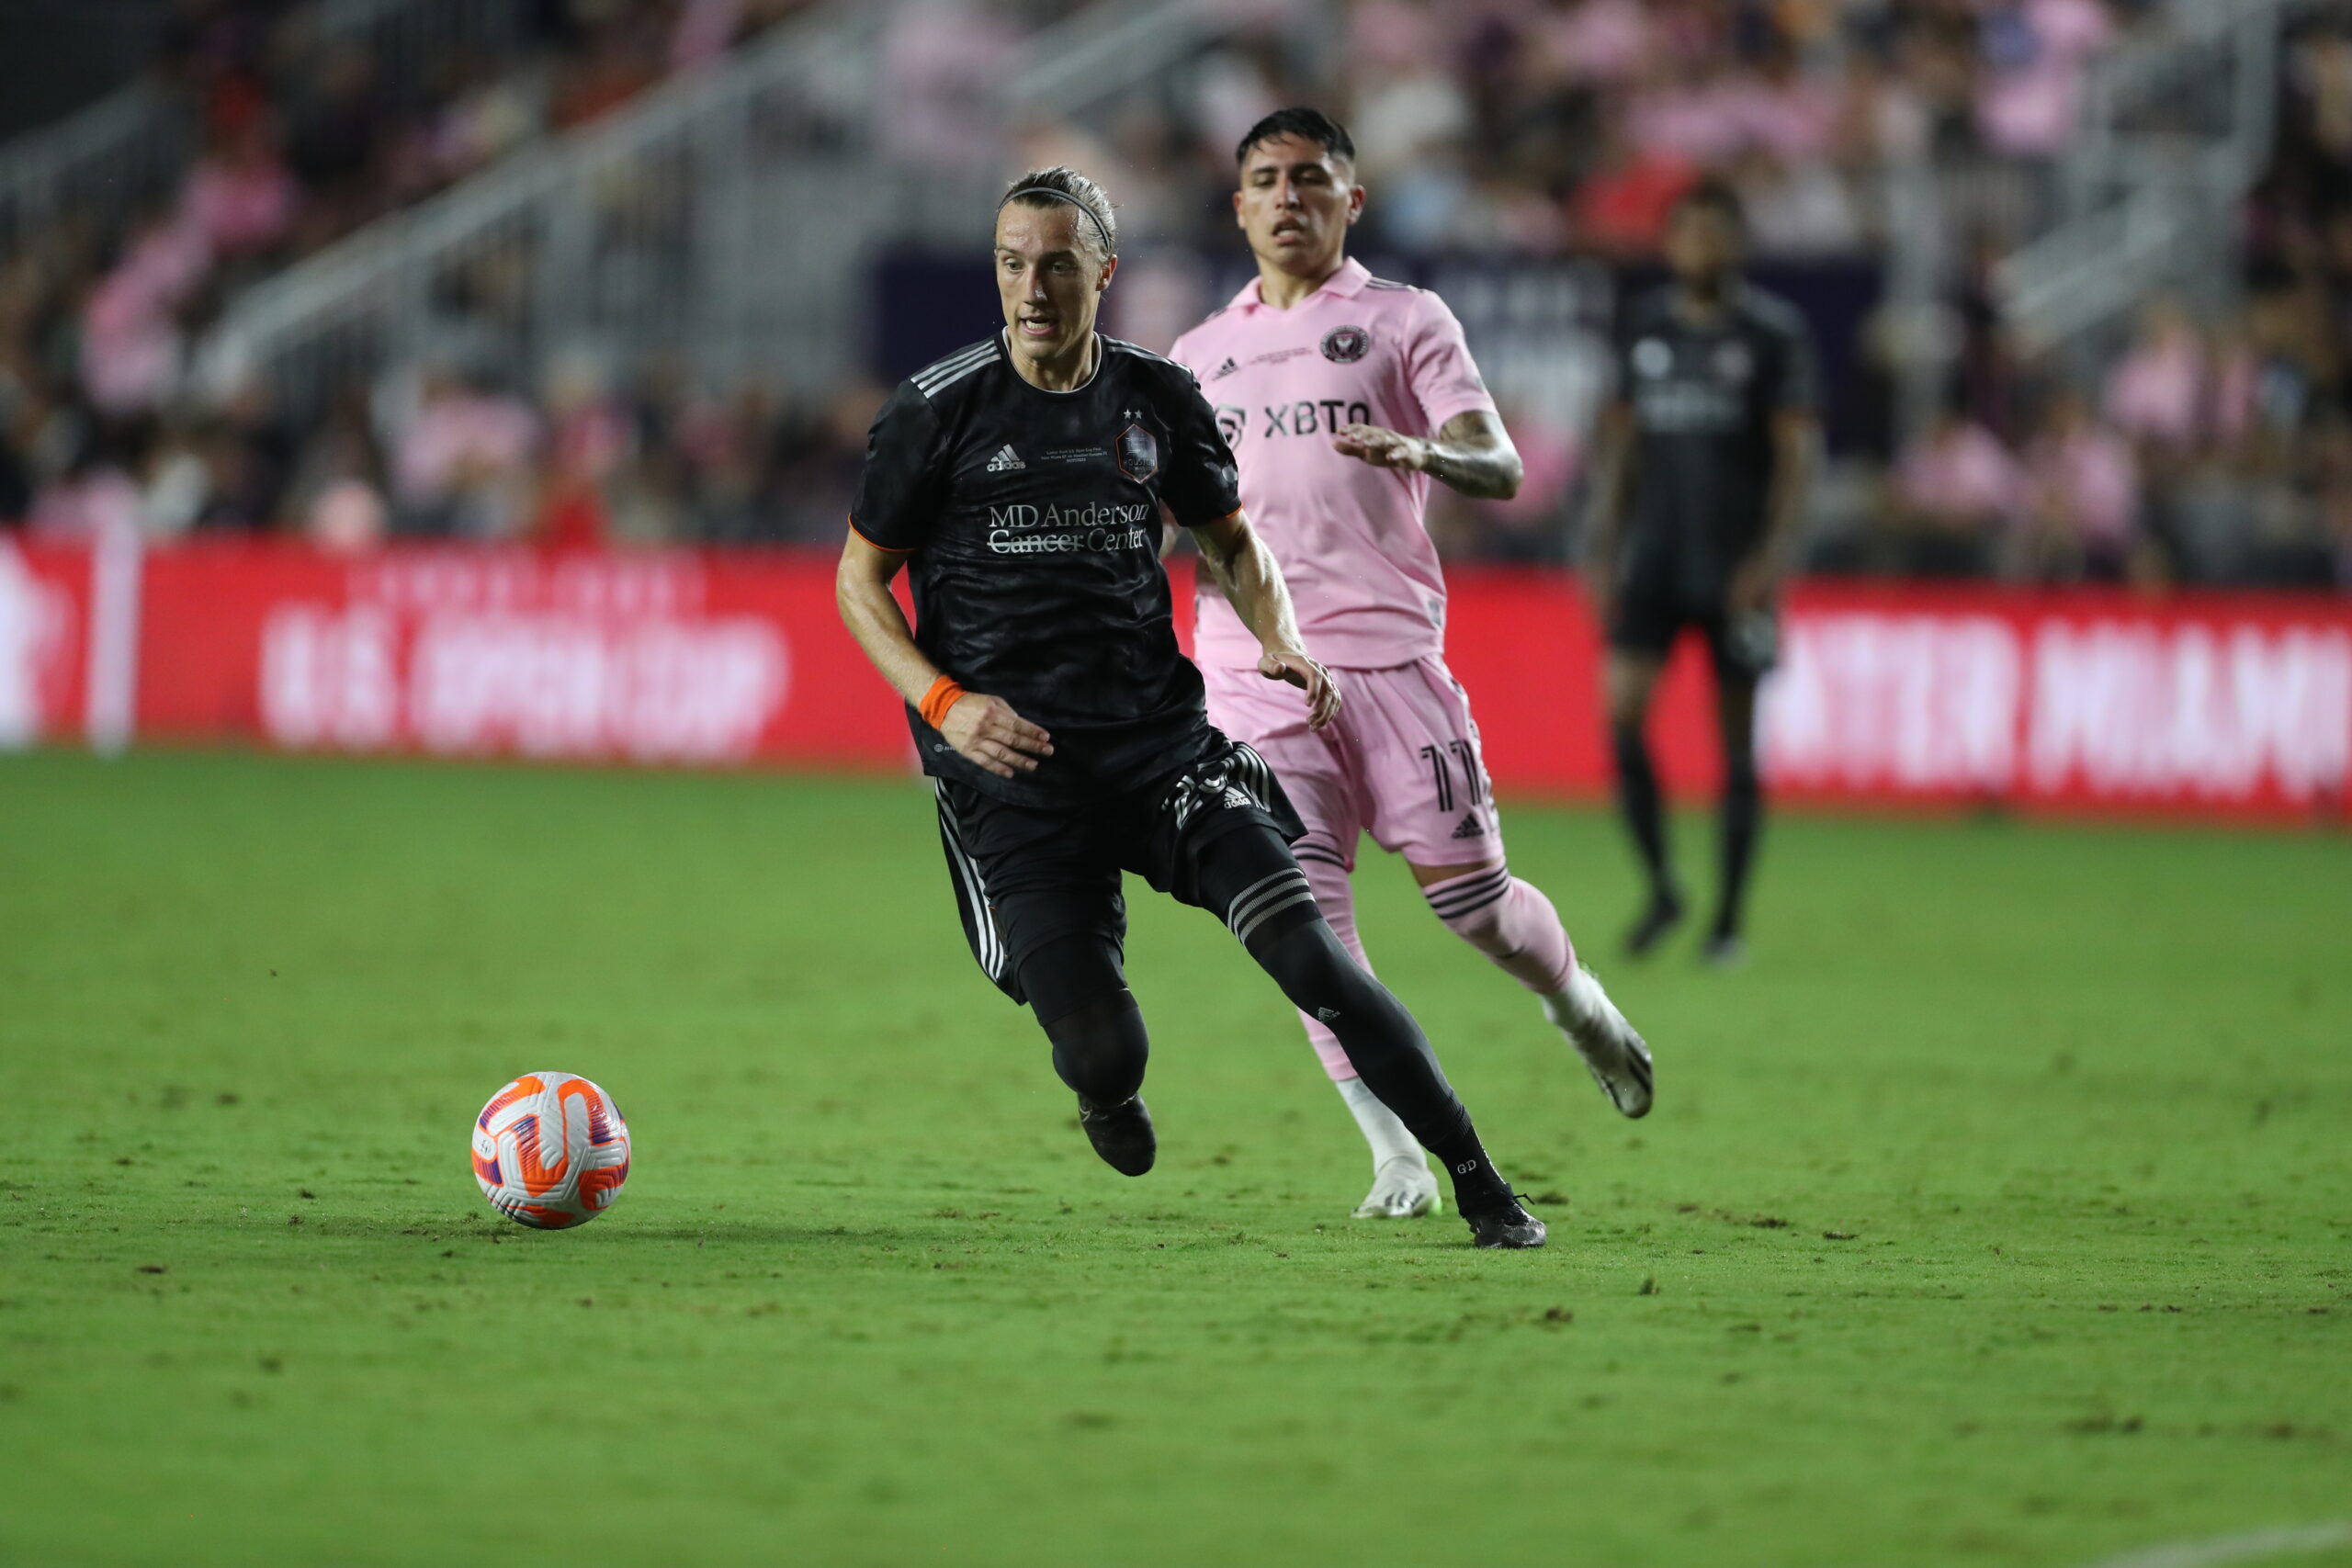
[[1117, 423, 1159, 482]]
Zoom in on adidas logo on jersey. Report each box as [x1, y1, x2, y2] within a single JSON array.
[[1451, 812, 1485, 840], [1211, 357, 1238, 380], [985, 445, 1025, 473]]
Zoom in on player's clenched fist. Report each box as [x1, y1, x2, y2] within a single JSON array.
[[1259, 649, 1342, 731], [941, 693, 1054, 778]]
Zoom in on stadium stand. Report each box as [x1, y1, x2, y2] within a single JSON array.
[[0, 0, 2345, 590]]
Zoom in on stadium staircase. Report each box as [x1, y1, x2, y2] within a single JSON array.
[[1993, 0, 2322, 359]]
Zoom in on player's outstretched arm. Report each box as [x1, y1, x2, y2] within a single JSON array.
[[1191, 510, 1340, 730], [1332, 411, 1523, 500], [834, 532, 1053, 778]]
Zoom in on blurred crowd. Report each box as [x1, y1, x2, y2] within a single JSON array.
[[1, 0, 2349, 592], [0, 0, 837, 547], [1843, 8, 2352, 590]]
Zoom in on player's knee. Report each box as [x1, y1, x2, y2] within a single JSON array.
[[1423, 863, 1511, 950], [1023, 931, 1147, 1102], [1019, 931, 1126, 1030], [1295, 852, 1356, 938], [1605, 669, 1653, 732], [1611, 721, 1655, 777], [1036, 987, 1148, 1106], [1042, 995, 1148, 1105]]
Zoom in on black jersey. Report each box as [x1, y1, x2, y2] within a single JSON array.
[[851, 332, 1244, 807], [1614, 283, 1816, 607]]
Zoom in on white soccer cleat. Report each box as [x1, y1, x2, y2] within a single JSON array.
[[1351, 1154, 1442, 1219], [1544, 964, 1655, 1119]]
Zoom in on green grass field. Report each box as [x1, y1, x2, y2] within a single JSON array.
[[1, 750, 2346, 1568]]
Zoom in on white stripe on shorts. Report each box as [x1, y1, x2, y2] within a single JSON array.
[[934, 782, 1005, 978]]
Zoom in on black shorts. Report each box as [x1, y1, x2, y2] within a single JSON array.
[[1609, 581, 1778, 681], [932, 732, 1309, 1006]]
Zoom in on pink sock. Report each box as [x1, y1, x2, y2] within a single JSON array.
[[1297, 853, 1369, 1082], [1422, 862, 1577, 996]]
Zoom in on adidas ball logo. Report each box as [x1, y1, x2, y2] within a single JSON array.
[[985, 445, 1025, 473]]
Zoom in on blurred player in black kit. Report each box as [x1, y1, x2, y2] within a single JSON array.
[[835, 166, 1546, 1247], [1585, 180, 1820, 966]]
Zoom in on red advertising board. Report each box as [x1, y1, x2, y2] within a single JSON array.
[[2, 537, 2346, 822]]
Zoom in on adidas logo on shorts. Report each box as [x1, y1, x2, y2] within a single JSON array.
[[1451, 812, 1485, 840], [985, 444, 1025, 473]]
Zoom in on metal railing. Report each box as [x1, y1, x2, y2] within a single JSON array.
[[0, 0, 537, 259], [198, 6, 914, 412], [1005, 0, 1226, 118], [198, 0, 1311, 416], [1994, 0, 2313, 354]]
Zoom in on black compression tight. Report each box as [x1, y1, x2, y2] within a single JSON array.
[[1716, 752, 1761, 939], [1006, 827, 1512, 1209], [1612, 720, 1673, 898], [1245, 918, 1480, 1169], [1022, 933, 1148, 1107], [1197, 828, 1508, 1203]]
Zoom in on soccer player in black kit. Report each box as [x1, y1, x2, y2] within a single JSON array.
[[1586, 180, 1820, 967], [835, 167, 1546, 1247]]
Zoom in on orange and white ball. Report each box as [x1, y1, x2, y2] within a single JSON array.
[[471, 1072, 631, 1229]]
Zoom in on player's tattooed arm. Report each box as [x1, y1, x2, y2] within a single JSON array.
[[1191, 510, 1341, 730], [835, 532, 1054, 778], [1332, 411, 1523, 501]]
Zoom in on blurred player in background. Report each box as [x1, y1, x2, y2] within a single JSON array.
[[1171, 109, 1653, 1224], [837, 166, 1548, 1247], [1585, 181, 1820, 967]]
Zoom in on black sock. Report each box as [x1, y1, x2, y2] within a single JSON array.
[[1716, 758, 1761, 939], [1612, 722, 1674, 902], [1250, 919, 1513, 1211]]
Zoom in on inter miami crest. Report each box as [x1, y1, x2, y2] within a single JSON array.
[[1116, 423, 1159, 482], [1321, 325, 1370, 364]]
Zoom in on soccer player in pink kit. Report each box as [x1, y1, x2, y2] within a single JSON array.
[[1170, 108, 1654, 1222]]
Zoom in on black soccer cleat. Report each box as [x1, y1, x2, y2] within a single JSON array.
[[1623, 888, 1685, 958], [1462, 1193, 1548, 1249], [1077, 1093, 1156, 1177]]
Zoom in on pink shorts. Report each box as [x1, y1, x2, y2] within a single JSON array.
[[1201, 655, 1502, 871]]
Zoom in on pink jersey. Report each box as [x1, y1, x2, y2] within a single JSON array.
[[1170, 257, 1497, 670]]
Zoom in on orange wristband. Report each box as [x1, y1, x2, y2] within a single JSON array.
[[918, 675, 966, 730]]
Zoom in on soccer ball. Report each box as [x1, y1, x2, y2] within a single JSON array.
[[470, 1071, 631, 1229]]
